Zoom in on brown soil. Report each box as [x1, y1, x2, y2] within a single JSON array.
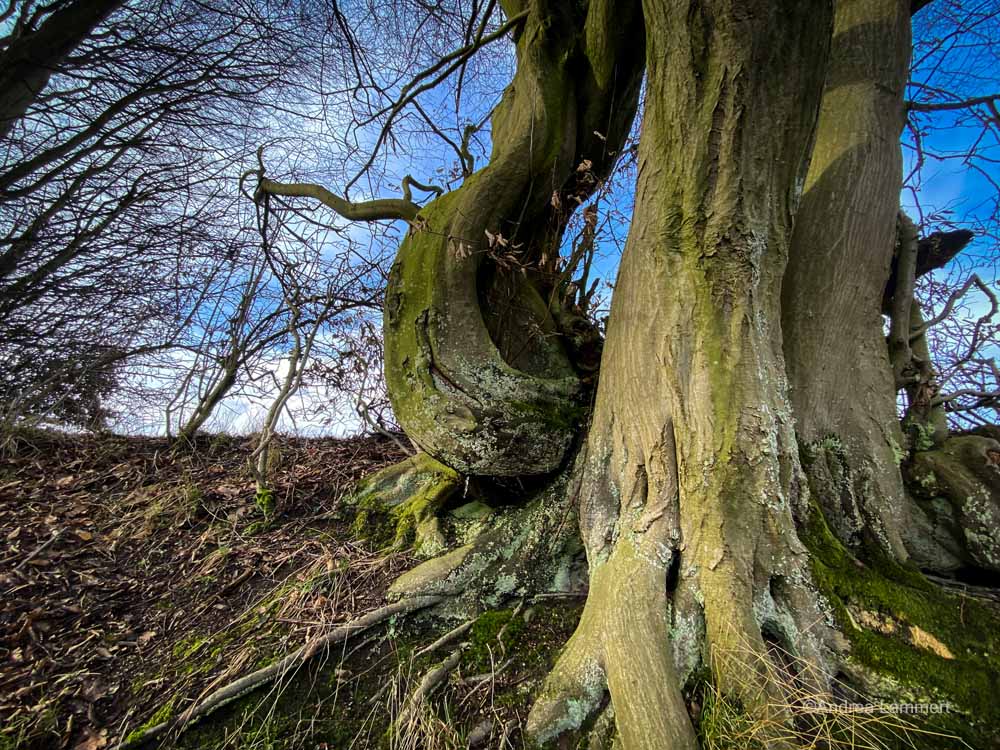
[[0, 429, 410, 750]]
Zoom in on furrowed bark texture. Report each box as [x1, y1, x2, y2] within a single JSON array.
[[782, 0, 976, 570], [781, 0, 941, 564], [383, 0, 644, 476], [528, 2, 835, 747]]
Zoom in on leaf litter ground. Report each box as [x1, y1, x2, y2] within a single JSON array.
[[0, 430, 410, 749]]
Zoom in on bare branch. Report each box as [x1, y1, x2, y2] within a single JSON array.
[[933, 388, 999, 409], [907, 93, 1000, 113], [256, 177, 420, 222], [0, 0, 124, 139], [401, 174, 444, 203], [910, 273, 998, 341], [344, 8, 528, 192]]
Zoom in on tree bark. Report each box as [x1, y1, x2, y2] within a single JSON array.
[[383, 0, 645, 476], [174, 361, 239, 444], [529, 1, 835, 746], [781, 0, 914, 559]]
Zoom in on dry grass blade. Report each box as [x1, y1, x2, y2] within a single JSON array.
[[699, 628, 970, 750]]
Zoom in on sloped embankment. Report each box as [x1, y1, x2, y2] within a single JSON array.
[[0, 430, 410, 749]]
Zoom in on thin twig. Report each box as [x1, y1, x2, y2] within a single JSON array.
[[415, 618, 475, 657], [13, 529, 63, 572]]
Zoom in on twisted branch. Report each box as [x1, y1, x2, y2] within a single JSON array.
[[243, 147, 439, 223]]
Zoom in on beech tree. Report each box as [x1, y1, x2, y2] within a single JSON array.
[[245, 0, 1000, 746]]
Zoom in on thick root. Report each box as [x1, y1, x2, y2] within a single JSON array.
[[349, 452, 461, 556], [387, 470, 586, 606], [528, 538, 698, 750], [801, 500, 1000, 749]]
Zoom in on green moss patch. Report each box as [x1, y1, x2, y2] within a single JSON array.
[[349, 453, 461, 556], [802, 501, 1000, 747], [153, 601, 583, 750], [462, 609, 525, 674]]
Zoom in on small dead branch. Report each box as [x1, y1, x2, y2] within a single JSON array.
[[496, 599, 524, 657], [910, 273, 998, 342], [12, 528, 63, 572]]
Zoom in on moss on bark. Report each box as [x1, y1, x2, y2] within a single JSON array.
[[382, 0, 645, 477], [528, 0, 837, 746], [801, 500, 1000, 747], [905, 434, 1000, 574], [349, 452, 462, 556]]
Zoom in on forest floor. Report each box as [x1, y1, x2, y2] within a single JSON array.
[[8, 429, 996, 750], [0, 430, 585, 750], [0, 429, 413, 749]]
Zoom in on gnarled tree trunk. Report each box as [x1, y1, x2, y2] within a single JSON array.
[[383, 0, 645, 476], [528, 2, 835, 746]]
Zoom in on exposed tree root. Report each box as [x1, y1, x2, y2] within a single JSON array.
[[415, 618, 476, 658], [392, 648, 464, 738], [378, 453, 842, 750], [802, 499, 1000, 748], [339, 433, 1000, 750], [350, 452, 461, 556], [905, 433, 1000, 574], [387, 470, 585, 607], [127, 441, 999, 750], [115, 595, 443, 750], [528, 538, 698, 750]]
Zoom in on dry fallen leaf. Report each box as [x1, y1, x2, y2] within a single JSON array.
[[80, 676, 108, 703], [75, 530, 93, 541], [73, 728, 107, 750]]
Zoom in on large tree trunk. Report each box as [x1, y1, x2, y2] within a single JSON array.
[[780, 0, 1000, 581], [528, 2, 835, 746], [384, 0, 645, 476], [781, 0, 915, 559]]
